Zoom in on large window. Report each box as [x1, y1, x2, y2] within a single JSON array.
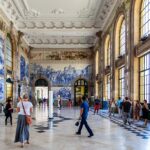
[[105, 35, 111, 67], [140, 53, 150, 102], [107, 40, 111, 66], [119, 67, 125, 99], [119, 20, 126, 55], [6, 37, 13, 69], [141, 0, 150, 37], [106, 75, 111, 100], [95, 51, 99, 97]]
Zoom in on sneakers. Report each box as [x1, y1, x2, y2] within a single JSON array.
[[76, 132, 81, 135], [88, 134, 94, 138]]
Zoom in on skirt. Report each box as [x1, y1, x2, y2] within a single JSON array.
[[94, 104, 100, 110], [14, 115, 29, 143]]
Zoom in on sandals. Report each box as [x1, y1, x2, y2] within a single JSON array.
[[20, 143, 24, 148]]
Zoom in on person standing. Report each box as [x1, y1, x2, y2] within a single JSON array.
[[116, 97, 123, 117], [134, 100, 141, 121], [14, 94, 33, 148], [94, 98, 100, 114], [122, 97, 131, 125], [67, 99, 72, 107], [109, 98, 116, 117], [76, 96, 94, 137], [4, 98, 13, 126], [142, 100, 149, 127], [57, 95, 62, 109]]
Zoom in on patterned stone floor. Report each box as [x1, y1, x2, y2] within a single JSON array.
[[0, 106, 150, 150]]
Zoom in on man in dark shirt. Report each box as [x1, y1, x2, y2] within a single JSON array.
[[122, 97, 131, 125], [76, 96, 94, 137]]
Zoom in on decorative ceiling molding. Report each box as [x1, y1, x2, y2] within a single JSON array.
[[0, 0, 118, 48], [29, 44, 93, 49]]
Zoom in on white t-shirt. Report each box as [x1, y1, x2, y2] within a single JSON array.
[[17, 101, 33, 115], [111, 102, 116, 108]]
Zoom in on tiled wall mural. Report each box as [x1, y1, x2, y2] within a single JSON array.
[[25, 64, 29, 77], [52, 87, 71, 100], [30, 49, 92, 101], [30, 64, 92, 86], [20, 56, 25, 80], [0, 37, 4, 76], [0, 78, 4, 101], [30, 63, 92, 100], [20, 55, 29, 80], [0, 36, 4, 101]]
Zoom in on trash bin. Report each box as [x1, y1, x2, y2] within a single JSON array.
[[102, 101, 109, 110]]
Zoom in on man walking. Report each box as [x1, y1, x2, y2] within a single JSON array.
[[122, 97, 131, 125], [76, 96, 94, 137]]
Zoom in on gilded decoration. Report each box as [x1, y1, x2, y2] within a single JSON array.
[[30, 51, 92, 61]]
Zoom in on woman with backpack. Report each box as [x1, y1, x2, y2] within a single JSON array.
[[4, 98, 13, 126]]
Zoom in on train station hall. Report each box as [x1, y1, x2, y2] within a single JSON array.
[[0, 0, 150, 150]]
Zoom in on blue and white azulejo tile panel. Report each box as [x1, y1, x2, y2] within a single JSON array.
[[30, 64, 92, 86], [0, 77, 4, 101], [0, 36, 4, 76], [52, 87, 71, 100]]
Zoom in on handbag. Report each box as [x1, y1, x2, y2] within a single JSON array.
[[75, 120, 80, 126], [21, 102, 32, 125]]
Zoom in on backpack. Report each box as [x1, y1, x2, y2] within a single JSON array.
[[3, 107, 8, 115], [119, 102, 123, 109]]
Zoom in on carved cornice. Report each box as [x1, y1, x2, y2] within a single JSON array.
[[124, 0, 131, 11], [135, 37, 150, 57], [115, 55, 125, 68], [17, 30, 24, 46], [0, 17, 8, 33], [104, 66, 111, 75]]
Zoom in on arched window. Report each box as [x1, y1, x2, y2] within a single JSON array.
[[115, 15, 126, 58], [139, 52, 150, 102], [104, 35, 110, 67], [141, 0, 150, 37], [6, 36, 13, 70], [119, 20, 126, 55], [95, 51, 99, 75], [106, 74, 111, 100]]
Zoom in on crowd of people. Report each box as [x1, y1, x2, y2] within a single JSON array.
[[3, 95, 33, 148], [108, 97, 150, 127], [2, 94, 150, 148]]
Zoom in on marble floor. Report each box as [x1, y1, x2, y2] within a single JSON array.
[[0, 107, 150, 150]]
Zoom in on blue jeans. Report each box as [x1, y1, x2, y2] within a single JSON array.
[[123, 112, 131, 124], [77, 118, 93, 135]]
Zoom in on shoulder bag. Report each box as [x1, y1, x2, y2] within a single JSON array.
[[21, 102, 32, 125]]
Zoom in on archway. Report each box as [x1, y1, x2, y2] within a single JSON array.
[[35, 78, 48, 106], [74, 79, 88, 106]]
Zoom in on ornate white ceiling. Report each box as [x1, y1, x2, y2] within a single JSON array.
[[0, 0, 117, 48]]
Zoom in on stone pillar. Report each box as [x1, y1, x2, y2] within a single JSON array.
[[14, 31, 24, 104], [95, 31, 102, 98], [124, 1, 131, 98]]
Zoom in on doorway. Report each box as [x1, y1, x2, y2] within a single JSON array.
[[74, 79, 88, 105], [35, 79, 48, 105]]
